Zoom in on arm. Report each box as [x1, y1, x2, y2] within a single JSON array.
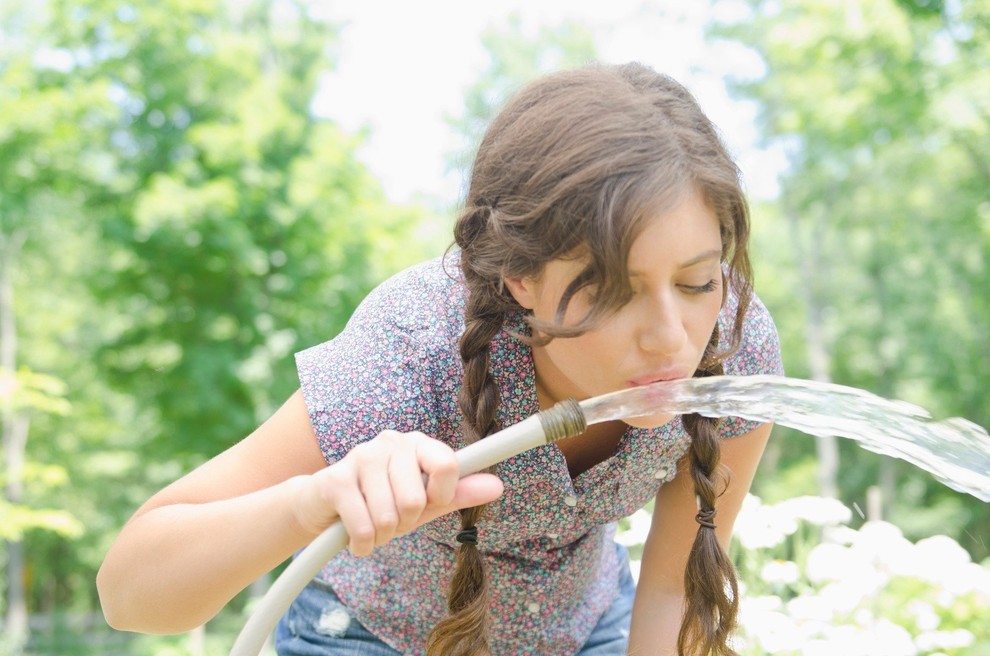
[[627, 422, 772, 655], [96, 390, 502, 634]]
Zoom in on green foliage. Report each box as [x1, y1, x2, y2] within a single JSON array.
[[894, 0, 946, 18], [0, 369, 70, 418], [0, 503, 82, 543]]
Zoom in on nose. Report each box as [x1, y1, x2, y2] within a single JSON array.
[[637, 293, 688, 355]]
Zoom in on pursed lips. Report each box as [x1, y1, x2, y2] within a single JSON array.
[[627, 367, 692, 387]]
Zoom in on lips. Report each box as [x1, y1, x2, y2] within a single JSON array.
[[628, 367, 693, 387]]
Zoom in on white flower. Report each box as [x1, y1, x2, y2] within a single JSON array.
[[823, 524, 859, 546], [852, 521, 907, 549], [915, 534, 970, 562], [906, 535, 989, 597], [739, 596, 814, 654], [820, 579, 882, 615], [915, 628, 975, 651], [907, 600, 940, 632], [802, 626, 868, 656], [853, 607, 875, 626], [775, 495, 853, 526], [938, 561, 990, 598], [851, 521, 915, 574], [964, 563, 990, 600], [615, 509, 652, 547], [750, 610, 806, 653], [900, 534, 967, 582], [786, 593, 836, 623], [803, 622, 917, 656], [871, 620, 919, 655], [734, 494, 797, 550], [806, 542, 883, 590], [741, 594, 784, 613], [761, 559, 800, 585]]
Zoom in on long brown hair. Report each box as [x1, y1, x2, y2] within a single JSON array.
[[426, 62, 752, 656]]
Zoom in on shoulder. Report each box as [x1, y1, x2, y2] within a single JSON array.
[[715, 285, 784, 438], [297, 255, 461, 374], [348, 253, 465, 339], [718, 285, 784, 378], [294, 255, 465, 463]]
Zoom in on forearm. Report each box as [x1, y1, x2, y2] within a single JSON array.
[[96, 409, 505, 635], [97, 475, 319, 634], [627, 589, 683, 656]]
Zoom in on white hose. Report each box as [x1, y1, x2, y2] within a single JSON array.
[[230, 403, 583, 656]]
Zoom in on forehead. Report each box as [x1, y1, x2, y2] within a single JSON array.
[[627, 190, 722, 268], [529, 187, 721, 287], [536, 198, 720, 291]]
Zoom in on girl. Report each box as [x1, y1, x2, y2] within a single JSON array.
[[98, 62, 783, 655]]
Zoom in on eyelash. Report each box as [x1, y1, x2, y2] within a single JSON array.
[[682, 279, 719, 294]]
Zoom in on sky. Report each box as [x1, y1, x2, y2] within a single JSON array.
[[308, 0, 784, 206]]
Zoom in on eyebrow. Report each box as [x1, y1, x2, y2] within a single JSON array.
[[629, 248, 723, 277], [678, 248, 723, 269]]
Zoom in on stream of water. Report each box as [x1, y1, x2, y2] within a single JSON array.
[[579, 374, 990, 502]]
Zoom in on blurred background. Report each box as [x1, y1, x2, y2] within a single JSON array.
[[1, 0, 987, 653]]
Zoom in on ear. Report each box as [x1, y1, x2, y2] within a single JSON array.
[[502, 275, 537, 310]]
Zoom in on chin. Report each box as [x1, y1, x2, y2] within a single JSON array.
[[622, 412, 676, 429]]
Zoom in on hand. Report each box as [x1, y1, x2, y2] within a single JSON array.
[[292, 430, 503, 556]]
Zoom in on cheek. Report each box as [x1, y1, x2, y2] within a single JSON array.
[[555, 331, 610, 368], [548, 330, 622, 389], [694, 296, 724, 343]]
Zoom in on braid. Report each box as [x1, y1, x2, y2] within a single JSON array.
[[426, 209, 508, 656], [678, 325, 739, 656]]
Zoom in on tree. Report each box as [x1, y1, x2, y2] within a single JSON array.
[[0, 0, 114, 644]]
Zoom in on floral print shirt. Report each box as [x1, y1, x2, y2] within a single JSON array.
[[295, 253, 784, 655]]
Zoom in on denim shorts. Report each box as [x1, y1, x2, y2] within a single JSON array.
[[274, 543, 636, 655]]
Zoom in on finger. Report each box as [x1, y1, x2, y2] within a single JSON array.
[[413, 436, 459, 508], [388, 444, 429, 534], [416, 473, 504, 526], [357, 452, 400, 548], [326, 468, 378, 558], [450, 473, 504, 509]]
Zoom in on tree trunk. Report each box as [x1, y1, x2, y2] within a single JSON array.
[[870, 264, 898, 517], [1, 232, 30, 647], [2, 417, 30, 646], [787, 206, 840, 498]]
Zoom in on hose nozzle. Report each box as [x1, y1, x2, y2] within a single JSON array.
[[538, 398, 586, 443]]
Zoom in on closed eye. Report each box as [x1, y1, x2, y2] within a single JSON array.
[[680, 279, 719, 294]]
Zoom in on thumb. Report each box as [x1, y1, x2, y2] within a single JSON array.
[[417, 473, 503, 525]]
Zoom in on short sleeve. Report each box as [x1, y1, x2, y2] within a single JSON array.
[[717, 291, 785, 439], [295, 266, 445, 465]]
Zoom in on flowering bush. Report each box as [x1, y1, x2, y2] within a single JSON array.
[[621, 495, 990, 655]]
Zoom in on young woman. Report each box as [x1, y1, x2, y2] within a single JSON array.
[[98, 62, 783, 655]]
